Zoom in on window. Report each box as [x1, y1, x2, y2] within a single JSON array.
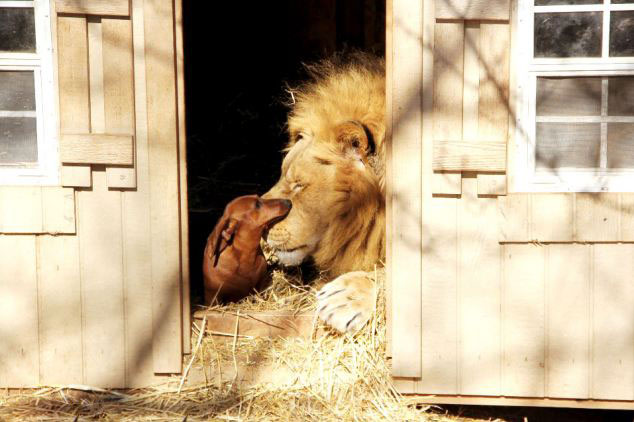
[[0, 0, 57, 185], [515, 0, 634, 192]]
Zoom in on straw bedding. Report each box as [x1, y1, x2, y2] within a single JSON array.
[[0, 267, 493, 422]]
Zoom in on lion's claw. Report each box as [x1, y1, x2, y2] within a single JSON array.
[[316, 271, 376, 333]]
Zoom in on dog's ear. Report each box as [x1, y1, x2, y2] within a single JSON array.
[[335, 120, 375, 161], [210, 217, 239, 267]]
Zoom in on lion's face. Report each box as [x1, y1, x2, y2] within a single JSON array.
[[264, 121, 382, 269], [263, 135, 338, 266]]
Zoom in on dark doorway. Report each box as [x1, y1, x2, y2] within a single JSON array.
[[182, 1, 386, 304]]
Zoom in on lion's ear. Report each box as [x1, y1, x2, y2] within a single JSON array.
[[335, 121, 375, 161]]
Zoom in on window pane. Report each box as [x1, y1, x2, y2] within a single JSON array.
[[537, 77, 601, 116], [536, 123, 600, 169], [608, 77, 634, 116], [0, 118, 37, 164], [0, 8, 36, 53], [535, 0, 601, 4], [0, 71, 36, 111], [611, 0, 634, 4], [607, 123, 634, 168], [535, 12, 602, 57], [610, 11, 634, 57]]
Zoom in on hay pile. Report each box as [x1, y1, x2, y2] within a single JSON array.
[[0, 267, 491, 422]]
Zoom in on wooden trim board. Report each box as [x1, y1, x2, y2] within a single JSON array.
[[433, 140, 506, 172], [60, 134, 134, 165], [434, 0, 511, 20], [55, 0, 130, 16], [144, 0, 183, 374], [400, 394, 634, 410], [193, 310, 324, 339]]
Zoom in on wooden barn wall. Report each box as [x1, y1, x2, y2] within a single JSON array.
[[390, 0, 634, 406], [0, 0, 186, 388]]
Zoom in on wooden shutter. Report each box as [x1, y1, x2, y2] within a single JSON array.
[[56, 0, 136, 189], [431, 0, 510, 196]]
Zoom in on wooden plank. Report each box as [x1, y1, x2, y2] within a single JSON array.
[[391, 0, 423, 379], [121, 0, 156, 387], [479, 23, 510, 143], [433, 140, 506, 172], [57, 15, 91, 185], [463, 23, 479, 140], [477, 174, 506, 196], [433, 22, 464, 141], [61, 165, 92, 187], [0, 236, 38, 387], [575, 193, 620, 242], [145, 0, 183, 374], [503, 244, 545, 397], [60, 134, 134, 165], [38, 236, 83, 385], [498, 194, 529, 242], [592, 244, 634, 400], [621, 193, 634, 241], [432, 172, 462, 196], [531, 194, 574, 242], [506, 0, 519, 191], [546, 244, 591, 399], [174, 0, 191, 355], [415, 0, 437, 393], [458, 178, 501, 395], [421, 197, 458, 393], [106, 167, 136, 189], [0, 187, 42, 233], [403, 395, 634, 410], [193, 310, 324, 339], [385, 0, 394, 358], [78, 170, 126, 387], [87, 17, 105, 134], [435, 0, 510, 20], [102, 17, 137, 189], [42, 187, 76, 234], [56, 0, 130, 16]]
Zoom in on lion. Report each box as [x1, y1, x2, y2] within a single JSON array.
[[263, 53, 386, 333]]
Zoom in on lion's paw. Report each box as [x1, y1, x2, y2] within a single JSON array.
[[316, 271, 376, 334]]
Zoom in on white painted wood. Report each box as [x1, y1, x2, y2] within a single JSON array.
[[145, 0, 183, 374], [592, 244, 634, 400], [391, 0, 423, 378], [0, 236, 39, 387], [432, 172, 462, 196], [421, 196, 458, 393], [78, 170, 126, 387], [435, 0, 510, 20], [459, 178, 501, 395], [477, 174, 507, 196], [503, 244, 545, 397], [0, 187, 42, 233], [122, 0, 158, 387], [546, 244, 591, 399], [38, 235, 83, 384], [41, 187, 75, 233]]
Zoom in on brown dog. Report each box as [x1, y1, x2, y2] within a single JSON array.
[[203, 195, 292, 304]]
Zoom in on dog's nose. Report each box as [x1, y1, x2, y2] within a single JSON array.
[[282, 199, 292, 210]]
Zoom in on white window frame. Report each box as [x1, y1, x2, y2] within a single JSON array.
[[515, 0, 634, 192], [0, 0, 58, 186]]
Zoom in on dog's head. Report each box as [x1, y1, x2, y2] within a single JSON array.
[[209, 195, 292, 266]]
